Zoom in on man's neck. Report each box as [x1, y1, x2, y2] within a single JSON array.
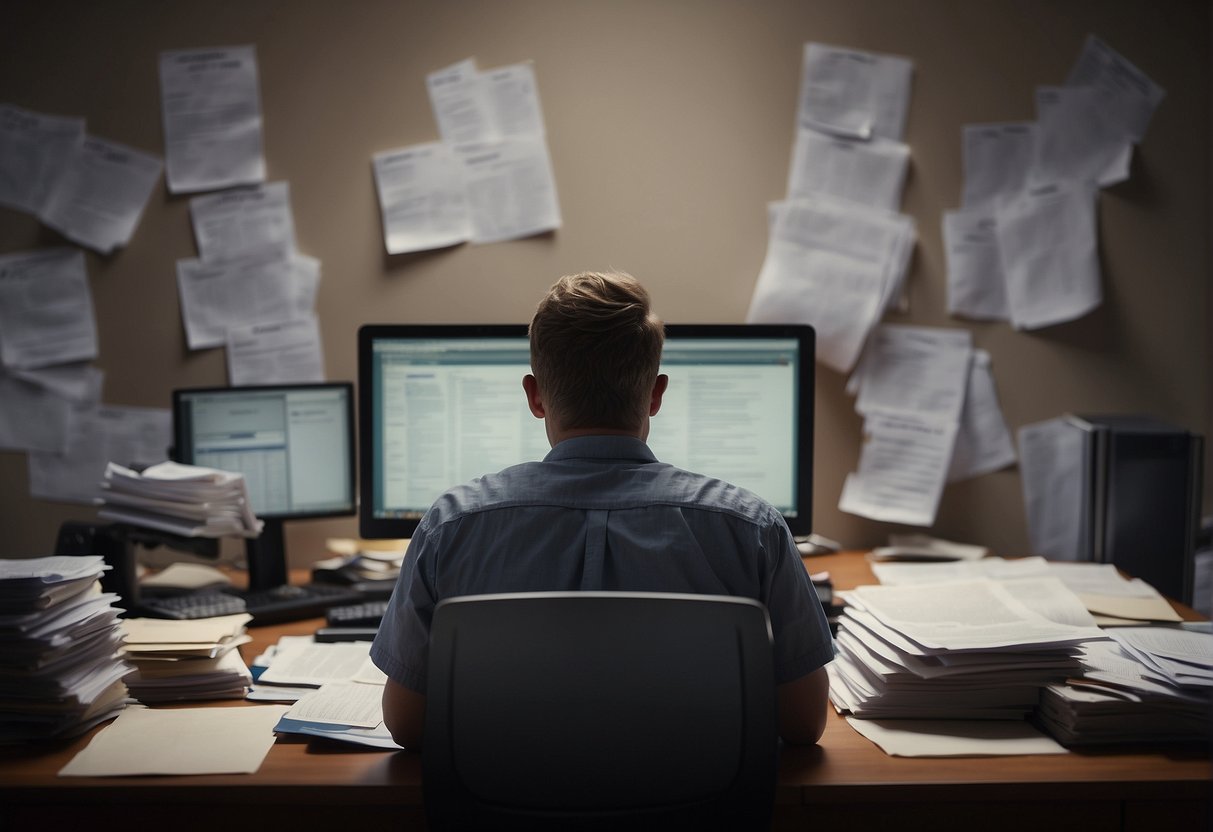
[[549, 426, 642, 445]]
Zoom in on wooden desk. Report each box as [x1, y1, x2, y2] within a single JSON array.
[[1, 553, 1208, 832]]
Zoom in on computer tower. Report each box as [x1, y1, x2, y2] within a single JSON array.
[[1067, 415, 1203, 605]]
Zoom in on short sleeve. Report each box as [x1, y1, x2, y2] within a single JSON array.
[[369, 520, 439, 693], [761, 518, 835, 684]]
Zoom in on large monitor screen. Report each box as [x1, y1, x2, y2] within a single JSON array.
[[359, 324, 814, 539]]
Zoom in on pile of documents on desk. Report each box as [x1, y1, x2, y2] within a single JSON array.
[[1037, 627, 1213, 745], [120, 614, 253, 703], [97, 461, 263, 538], [248, 635, 401, 749], [828, 569, 1105, 720], [0, 556, 132, 743]]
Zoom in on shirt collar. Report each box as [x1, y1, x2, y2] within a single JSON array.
[[543, 435, 659, 464]]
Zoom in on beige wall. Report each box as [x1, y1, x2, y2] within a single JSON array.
[[0, 0, 1208, 565]]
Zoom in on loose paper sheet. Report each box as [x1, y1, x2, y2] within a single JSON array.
[[1065, 34, 1165, 144], [483, 62, 547, 139], [853, 324, 972, 422], [846, 717, 1068, 757], [226, 315, 324, 386], [0, 248, 97, 370], [10, 363, 103, 402], [797, 43, 913, 141], [428, 57, 498, 145], [59, 704, 288, 776], [286, 680, 384, 728], [41, 136, 163, 254], [961, 122, 1034, 209], [1031, 86, 1133, 189], [27, 404, 171, 504], [0, 371, 73, 453], [159, 45, 266, 193], [190, 181, 296, 263], [456, 136, 562, 244], [786, 127, 909, 211], [177, 254, 315, 350], [995, 182, 1101, 330], [839, 413, 959, 526], [372, 142, 472, 254], [0, 104, 84, 217], [943, 208, 1009, 321], [947, 350, 1016, 482], [257, 640, 373, 687]]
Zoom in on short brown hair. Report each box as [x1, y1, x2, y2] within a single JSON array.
[[529, 271, 665, 431]]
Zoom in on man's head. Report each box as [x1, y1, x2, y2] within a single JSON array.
[[526, 271, 667, 439]]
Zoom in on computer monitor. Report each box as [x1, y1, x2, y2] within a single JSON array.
[[357, 324, 814, 539], [171, 382, 356, 591]]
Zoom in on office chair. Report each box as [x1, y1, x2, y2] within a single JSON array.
[[422, 591, 779, 831]]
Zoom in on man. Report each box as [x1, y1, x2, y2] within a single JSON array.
[[370, 271, 833, 749]]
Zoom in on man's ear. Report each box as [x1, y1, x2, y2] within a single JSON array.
[[523, 374, 546, 419], [649, 374, 669, 417]]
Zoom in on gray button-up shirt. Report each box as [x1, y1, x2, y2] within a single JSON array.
[[370, 435, 833, 692]]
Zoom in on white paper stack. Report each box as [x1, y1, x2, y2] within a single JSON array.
[[120, 614, 254, 703], [0, 556, 132, 743], [829, 577, 1105, 720], [97, 461, 263, 538], [1037, 628, 1213, 745]]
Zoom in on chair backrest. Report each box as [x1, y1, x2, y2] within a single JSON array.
[[422, 591, 778, 831]]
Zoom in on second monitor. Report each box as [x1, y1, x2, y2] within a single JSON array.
[[358, 324, 814, 540]]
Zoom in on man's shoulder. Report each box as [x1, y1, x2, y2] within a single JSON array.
[[653, 465, 784, 526]]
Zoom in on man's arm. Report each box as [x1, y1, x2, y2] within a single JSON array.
[[382, 677, 426, 749], [777, 666, 830, 745]]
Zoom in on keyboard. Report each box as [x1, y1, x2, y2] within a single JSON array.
[[136, 583, 364, 625], [325, 599, 390, 628]]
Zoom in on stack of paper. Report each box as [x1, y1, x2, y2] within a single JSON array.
[[247, 635, 400, 748], [0, 556, 132, 743], [1037, 628, 1213, 745], [829, 577, 1104, 720], [97, 460, 263, 538], [120, 614, 253, 703]]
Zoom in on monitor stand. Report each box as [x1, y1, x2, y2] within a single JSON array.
[[245, 518, 288, 592]]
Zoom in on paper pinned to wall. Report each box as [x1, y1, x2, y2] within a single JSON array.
[[995, 181, 1100, 331], [1017, 417, 1086, 560], [40, 136, 163, 254], [948, 350, 1017, 482], [797, 42, 913, 141], [9, 363, 103, 403], [1065, 34, 1166, 143], [189, 181, 297, 263], [0, 249, 97, 370], [786, 128, 910, 212], [854, 324, 973, 422], [427, 57, 498, 145], [176, 255, 311, 350], [942, 208, 1009, 321], [27, 404, 171, 504], [961, 123, 1035, 209], [0, 372, 73, 453], [1031, 86, 1134, 189], [372, 142, 472, 254], [226, 315, 325, 387], [0, 105, 84, 217], [159, 45, 266, 194], [456, 136, 562, 244]]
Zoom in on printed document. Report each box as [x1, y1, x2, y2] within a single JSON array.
[[0, 372, 72, 453], [27, 404, 171, 504], [372, 142, 472, 254], [839, 413, 958, 526], [59, 704, 288, 776], [257, 640, 373, 687], [853, 324, 972, 422], [942, 208, 1009, 321], [1066, 34, 1165, 143], [286, 680, 384, 728], [961, 123, 1034, 209], [176, 255, 314, 350], [189, 181, 296, 263], [786, 127, 909, 211], [428, 58, 497, 144], [1031, 86, 1133, 189], [483, 62, 547, 138], [159, 45, 266, 193], [10, 363, 103, 402], [0, 104, 84, 217], [456, 137, 562, 244], [797, 43, 913, 141], [995, 182, 1101, 330], [746, 197, 914, 373], [0, 248, 97, 369], [41, 136, 162, 254], [226, 315, 325, 386], [947, 351, 1016, 482]]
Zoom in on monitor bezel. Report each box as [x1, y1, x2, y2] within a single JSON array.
[[171, 381, 358, 522], [357, 323, 814, 539]]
